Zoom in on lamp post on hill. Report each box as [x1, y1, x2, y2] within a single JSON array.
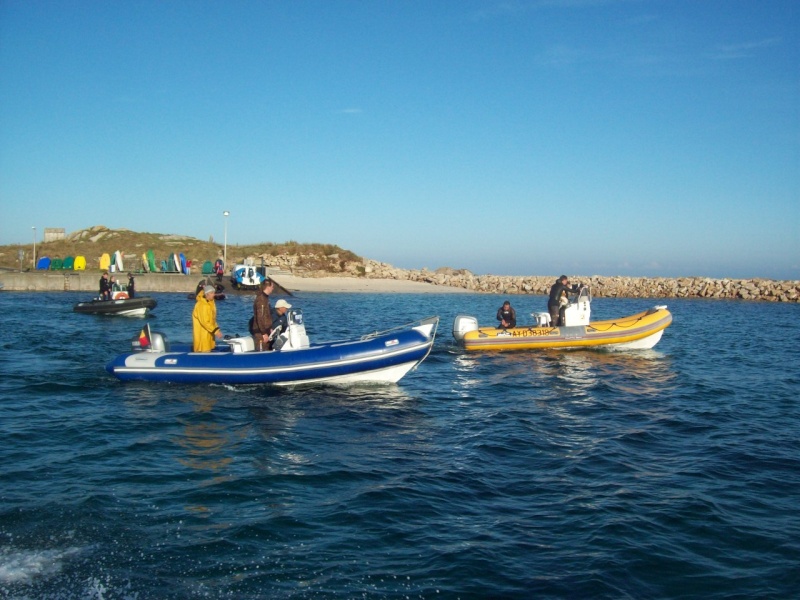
[[223, 210, 230, 274], [32, 226, 36, 270]]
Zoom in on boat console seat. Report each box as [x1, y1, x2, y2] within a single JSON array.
[[227, 336, 255, 353]]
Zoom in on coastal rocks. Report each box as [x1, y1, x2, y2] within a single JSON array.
[[357, 261, 800, 303]]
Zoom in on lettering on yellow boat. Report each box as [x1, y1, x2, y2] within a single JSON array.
[[509, 328, 554, 337]]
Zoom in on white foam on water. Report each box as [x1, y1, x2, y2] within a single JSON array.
[[0, 546, 81, 584]]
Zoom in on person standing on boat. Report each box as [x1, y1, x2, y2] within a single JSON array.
[[548, 275, 580, 326], [496, 300, 516, 329], [193, 285, 223, 352], [127, 273, 136, 298], [252, 278, 275, 351], [99, 272, 111, 301]]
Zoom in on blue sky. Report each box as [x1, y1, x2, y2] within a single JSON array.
[[1, 0, 798, 279]]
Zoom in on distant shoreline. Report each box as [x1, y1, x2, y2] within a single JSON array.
[[0, 270, 797, 302]]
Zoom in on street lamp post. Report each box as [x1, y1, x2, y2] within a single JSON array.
[[223, 211, 230, 274], [32, 227, 36, 270]]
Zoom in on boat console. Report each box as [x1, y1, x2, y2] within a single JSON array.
[[273, 309, 310, 351], [227, 309, 311, 353], [561, 286, 591, 326]]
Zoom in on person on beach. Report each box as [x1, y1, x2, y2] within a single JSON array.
[[496, 300, 516, 329], [193, 285, 223, 352], [99, 272, 111, 300], [251, 278, 275, 351], [548, 275, 580, 326]]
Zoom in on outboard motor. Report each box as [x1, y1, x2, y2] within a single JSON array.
[[452, 314, 479, 342], [131, 330, 169, 352]]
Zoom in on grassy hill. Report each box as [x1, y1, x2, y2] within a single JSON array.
[[0, 225, 363, 273]]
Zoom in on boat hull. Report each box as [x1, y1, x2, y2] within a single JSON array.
[[73, 296, 157, 317], [106, 317, 439, 386], [458, 307, 672, 351]]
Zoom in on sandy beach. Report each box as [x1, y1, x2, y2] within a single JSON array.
[[270, 274, 470, 294]]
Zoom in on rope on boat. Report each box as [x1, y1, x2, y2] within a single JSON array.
[[360, 316, 439, 340], [586, 314, 647, 332]]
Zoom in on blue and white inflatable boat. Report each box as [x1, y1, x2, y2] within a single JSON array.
[[231, 263, 265, 290], [106, 310, 439, 386]]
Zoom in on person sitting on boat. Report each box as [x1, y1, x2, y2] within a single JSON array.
[[270, 299, 292, 341], [110, 275, 122, 292], [193, 285, 223, 352], [99, 272, 111, 301], [251, 278, 275, 351], [127, 273, 136, 298], [496, 300, 516, 329], [548, 275, 580, 326]]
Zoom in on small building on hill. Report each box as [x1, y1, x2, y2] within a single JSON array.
[[44, 228, 66, 243]]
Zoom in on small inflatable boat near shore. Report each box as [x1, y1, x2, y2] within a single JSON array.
[[453, 287, 671, 351], [74, 291, 156, 317], [106, 311, 439, 386]]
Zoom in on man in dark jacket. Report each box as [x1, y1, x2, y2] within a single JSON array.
[[251, 279, 275, 351], [548, 275, 580, 326], [99, 272, 111, 300], [271, 299, 292, 336]]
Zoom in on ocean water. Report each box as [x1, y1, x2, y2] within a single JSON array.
[[0, 290, 798, 599]]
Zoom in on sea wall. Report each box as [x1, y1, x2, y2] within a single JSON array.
[[0, 271, 199, 293], [358, 262, 800, 303]]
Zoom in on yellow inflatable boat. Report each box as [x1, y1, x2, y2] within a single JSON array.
[[453, 287, 672, 352]]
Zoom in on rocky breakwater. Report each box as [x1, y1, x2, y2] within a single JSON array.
[[358, 261, 800, 303], [223, 253, 799, 303]]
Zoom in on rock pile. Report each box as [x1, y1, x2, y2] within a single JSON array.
[[242, 254, 800, 303], [357, 261, 800, 303]]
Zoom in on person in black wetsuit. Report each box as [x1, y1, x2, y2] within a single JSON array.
[[496, 300, 516, 329], [99, 272, 111, 300], [548, 275, 580, 326]]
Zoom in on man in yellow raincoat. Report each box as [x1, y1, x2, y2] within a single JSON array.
[[193, 285, 223, 352]]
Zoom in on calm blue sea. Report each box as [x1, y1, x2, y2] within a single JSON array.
[[0, 290, 798, 599]]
